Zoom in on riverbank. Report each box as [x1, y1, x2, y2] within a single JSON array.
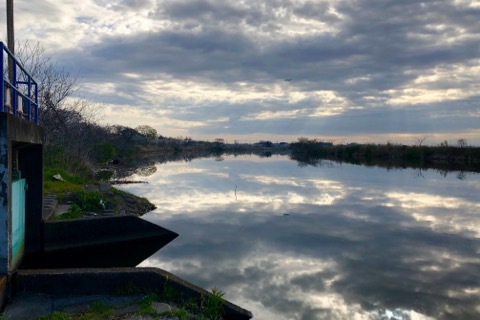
[[43, 177, 156, 221]]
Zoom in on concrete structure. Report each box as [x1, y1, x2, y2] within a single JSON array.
[[0, 113, 44, 309], [0, 113, 44, 273], [11, 268, 253, 320]]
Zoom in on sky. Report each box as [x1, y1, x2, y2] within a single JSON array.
[[1, 0, 480, 144]]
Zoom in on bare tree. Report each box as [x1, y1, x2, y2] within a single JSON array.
[[15, 41, 79, 120], [457, 138, 467, 148], [14, 41, 108, 174], [414, 136, 427, 147]]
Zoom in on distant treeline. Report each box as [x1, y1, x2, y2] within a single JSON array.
[[289, 138, 480, 173], [98, 141, 290, 180], [46, 120, 290, 178]]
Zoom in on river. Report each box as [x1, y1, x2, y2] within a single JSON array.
[[118, 154, 480, 320]]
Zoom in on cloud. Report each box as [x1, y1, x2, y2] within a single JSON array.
[[7, 0, 480, 143], [94, 0, 153, 11]]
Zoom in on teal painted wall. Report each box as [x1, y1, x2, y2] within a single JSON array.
[[11, 178, 25, 270]]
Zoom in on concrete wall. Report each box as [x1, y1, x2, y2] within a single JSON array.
[[0, 123, 9, 274], [0, 113, 44, 274]]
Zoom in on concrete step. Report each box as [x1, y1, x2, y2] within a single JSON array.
[[42, 195, 58, 221]]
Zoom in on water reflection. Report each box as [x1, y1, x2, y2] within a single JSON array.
[[119, 155, 480, 320]]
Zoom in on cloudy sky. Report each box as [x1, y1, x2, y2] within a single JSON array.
[[2, 0, 480, 144]]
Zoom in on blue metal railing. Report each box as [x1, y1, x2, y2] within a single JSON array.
[[1, 41, 39, 124]]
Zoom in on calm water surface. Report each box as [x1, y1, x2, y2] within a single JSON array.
[[119, 155, 480, 320]]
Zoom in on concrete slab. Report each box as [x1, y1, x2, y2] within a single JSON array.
[[53, 204, 70, 218], [2, 292, 53, 320], [99, 182, 113, 194]]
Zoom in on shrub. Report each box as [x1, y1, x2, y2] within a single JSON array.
[[75, 190, 105, 212]]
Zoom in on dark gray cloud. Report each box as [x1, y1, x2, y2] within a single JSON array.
[[64, 0, 480, 87], [94, 0, 153, 11], [188, 101, 480, 136], [159, 1, 258, 24]]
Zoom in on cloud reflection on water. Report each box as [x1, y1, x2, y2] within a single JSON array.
[[120, 155, 480, 320]]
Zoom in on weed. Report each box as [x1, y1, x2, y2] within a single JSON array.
[[162, 277, 180, 302], [74, 190, 105, 212], [184, 297, 201, 314], [202, 288, 225, 320]]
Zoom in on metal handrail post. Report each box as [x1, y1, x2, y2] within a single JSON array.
[[34, 83, 38, 123], [12, 59, 17, 116], [27, 77, 31, 121], [1, 41, 39, 124]]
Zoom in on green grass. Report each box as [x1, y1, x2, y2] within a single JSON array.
[[35, 312, 71, 320], [163, 308, 189, 320], [137, 293, 160, 317], [86, 301, 114, 319], [44, 167, 88, 195]]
